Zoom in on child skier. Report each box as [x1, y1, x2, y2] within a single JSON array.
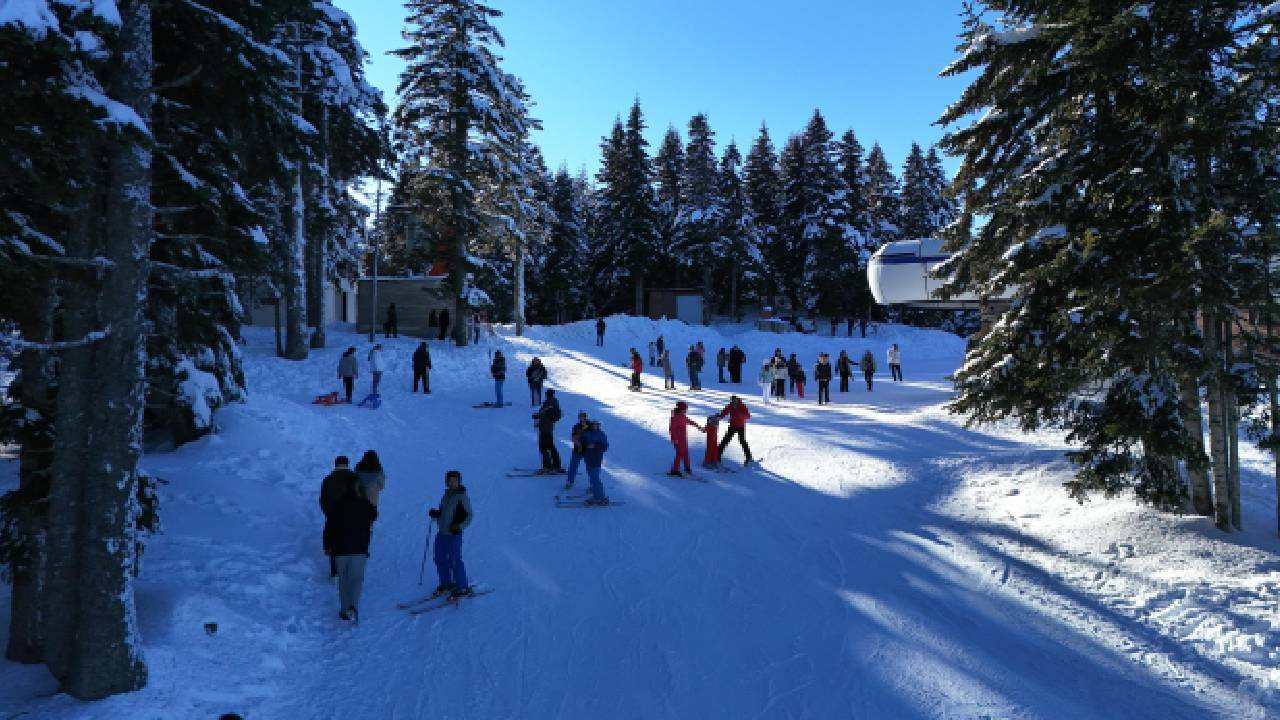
[[667, 401, 703, 477], [702, 414, 722, 470]]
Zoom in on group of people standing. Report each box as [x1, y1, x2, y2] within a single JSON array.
[[380, 303, 452, 342], [755, 343, 904, 404]]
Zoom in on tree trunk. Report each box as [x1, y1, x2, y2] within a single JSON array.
[[308, 106, 330, 349], [282, 172, 309, 359], [43, 0, 151, 697], [1178, 371, 1212, 515], [634, 273, 644, 317], [1203, 310, 1232, 531], [1224, 320, 1241, 530], [514, 241, 525, 335], [6, 291, 57, 664]]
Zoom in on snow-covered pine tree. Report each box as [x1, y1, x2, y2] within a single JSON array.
[[716, 141, 762, 321], [532, 167, 591, 323], [653, 125, 685, 283], [794, 111, 859, 323], [939, 0, 1277, 518], [393, 0, 531, 345], [594, 100, 660, 314], [863, 143, 902, 248], [674, 114, 724, 322], [743, 124, 783, 311], [898, 142, 933, 240], [837, 129, 875, 323]]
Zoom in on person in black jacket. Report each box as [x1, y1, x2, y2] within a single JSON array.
[[491, 350, 507, 406], [319, 456, 358, 577], [438, 307, 451, 341], [412, 342, 432, 393], [836, 350, 852, 393], [526, 357, 547, 405], [814, 353, 833, 405], [428, 470, 474, 599], [715, 347, 727, 383], [595, 317, 606, 346], [786, 353, 801, 393], [532, 389, 563, 472], [727, 345, 746, 383], [384, 303, 398, 338], [328, 466, 376, 623]]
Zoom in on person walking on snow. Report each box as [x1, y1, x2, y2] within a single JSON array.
[[329, 465, 376, 624], [320, 455, 358, 577], [667, 401, 703, 476], [648, 341, 656, 367], [702, 414, 722, 469], [836, 350, 852, 393], [491, 350, 507, 406], [655, 334, 665, 363], [717, 395, 754, 466], [728, 345, 746, 383], [860, 349, 876, 391], [794, 363, 807, 399], [580, 420, 611, 505], [786, 353, 801, 394], [888, 343, 903, 382], [715, 347, 727, 383], [564, 411, 591, 489], [695, 341, 706, 359], [533, 389, 564, 473], [428, 470, 473, 599], [384, 303, 398, 338], [595, 317, 606, 346], [686, 346, 704, 390], [367, 344, 385, 396], [526, 357, 547, 405], [412, 342, 432, 393], [814, 353, 833, 405], [628, 348, 644, 390], [771, 357, 788, 400], [661, 349, 675, 389], [337, 347, 358, 403], [354, 450, 386, 507], [758, 360, 773, 404]]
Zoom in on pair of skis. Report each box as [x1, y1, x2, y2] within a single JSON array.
[[397, 587, 493, 615], [506, 467, 566, 478], [472, 401, 512, 408], [554, 493, 625, 508]]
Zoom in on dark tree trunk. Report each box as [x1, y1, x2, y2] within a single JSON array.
[[1178, 371, 1212, 516], [282, 173, 309, 359]]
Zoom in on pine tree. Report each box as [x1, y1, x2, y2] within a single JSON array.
[[743, 124, 783, 309], [653, 125, 685, 282], [595, 100, 659, 314], [533, 167, 591, 322], [716, 141, 761, 321], [837, 129, 875, 321], [864, 143, 901, 247], [674, 114, 723, 322]]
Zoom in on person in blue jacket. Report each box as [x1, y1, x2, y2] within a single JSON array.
[[579, 420, 611, 505], [427, 470, 474, 599]]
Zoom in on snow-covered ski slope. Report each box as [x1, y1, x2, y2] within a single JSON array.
[[2, 315, 1279, 719]]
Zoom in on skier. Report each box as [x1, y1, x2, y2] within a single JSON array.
[[661, 348, 675, 389], [491, 350, 507, 406], [412, 342, 432, 393], [758, 360, 773, 404], [628, 348, 644, 390], [533, 388, 564, 473], [727, 345, 746, 383], [860, 349, 876, 391], [655, 334, 665, 362], [337, 347, 358, 403], [836, 350, 852, 393], [771, 356, 788, 400], [667, 401, 703, 477], [384, 303, 398, 338], [354, 450, 386, 507], [330, 462, 377, 624], [367, 344, 385, 396], [564, 411, 592, 489], [814, 353, 833, 405], [715, 347, 727, 383], [794, 363, 807, 399], [702, 414, 722, 469], [526, 357, 547, 405], [427, 470, 473, 599], [438, 308, 451, 341], [319, 455, 358, 577], [786, 353, 801, 394], [717, 395, 754, 466], [648, 341, 656, 367], [695, 341, 706, 359], [580, 420, 611, 505], [888, 343, 903, 382], [595, 317, 606, 346], [686, 345, 703, 390]]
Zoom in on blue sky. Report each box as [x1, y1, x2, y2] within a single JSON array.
[[334, 0, 973, 179]]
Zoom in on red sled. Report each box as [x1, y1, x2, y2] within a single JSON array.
[[312, 391, 341, 406]]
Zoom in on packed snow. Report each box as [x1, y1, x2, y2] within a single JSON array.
[[1, 315, 1278, 718]]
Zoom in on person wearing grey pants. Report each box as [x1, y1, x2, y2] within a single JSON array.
[[329, 477, 377, 624]]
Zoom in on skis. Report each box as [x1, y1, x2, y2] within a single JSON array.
[[506, 467, 566, 477], [400, 587, 494, 614], [554, 495, 625, 508], [665, 471, 710, 483], [701, 464, 737, 474], [472, 402, 512, 408]]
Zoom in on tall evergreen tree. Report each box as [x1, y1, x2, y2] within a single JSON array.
[[716, 141, 761, 320], [837, 129, 875, 320], [864, 143, 901, 247], [674, 113, 723, 321], [595, 100, 659, 314], [743, 124, 783, 308], [533, 167, 591, 323], [653, 125, 685, 281]]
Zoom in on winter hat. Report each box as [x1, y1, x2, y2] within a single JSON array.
[[706, 414, 720, 425], [676, 401, 688, 411]]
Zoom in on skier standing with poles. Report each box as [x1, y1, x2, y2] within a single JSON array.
[[532, 389, 564, 473], [580, 420, 611, 505], [427, 470, 474, 599], [564, 411, 591, 490], [491, 350, 507, 406]]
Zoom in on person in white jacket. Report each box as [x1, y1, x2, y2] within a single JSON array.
[[368, 344, 386, 395], [887, 343, 902, 382]]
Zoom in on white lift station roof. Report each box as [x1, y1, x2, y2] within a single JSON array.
[[867, 238, 1011, 308]]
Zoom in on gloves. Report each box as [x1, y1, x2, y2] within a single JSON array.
[[428, 508, 440, 519], [450, 524, 462, 534]]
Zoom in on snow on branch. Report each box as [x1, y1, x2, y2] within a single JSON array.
[[65, 84, 150, 135], [0, 0, 59, 38], [0, 326, 112, 352]]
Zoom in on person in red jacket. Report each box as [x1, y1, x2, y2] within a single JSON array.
[[702, 414, 722, 469], [716, 395, 755, 466], [667, 401, 702, 476], [628, 348, 644, 391]]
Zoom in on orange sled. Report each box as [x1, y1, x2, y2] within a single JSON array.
[[312, 391, 341, 406]]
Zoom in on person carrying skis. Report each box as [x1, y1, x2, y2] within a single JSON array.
[[564, 411, 591, 489], [354, 450, 386, 506], [628, 348, 644, 390], [384, 303, 398, 338], [532, 388, 564, 473], [526, 357, 547, 406], [661, 348, 675, 389], [491, 350, 507, 406], [728, 345, 746, 383], [667, 401, 703, 477], [814, 353, 833, 405], [715, 347, 727, 383], [428, 470, 473, 599], [717, 395, 754, 466], [337, 347, 358, 403], [860, 349, 876, 391], [758, 360, 773, 404], [580, 420, 611, 505], [686, 345, 703, 390], [836, 350, 852, 393], [320, 455, 358, 577], [329, 462, 377, 624], [595, 317, 606, 346], [412, 342, 432, 393], [887, 343, 902, 382], [367, 344, 385, 396]]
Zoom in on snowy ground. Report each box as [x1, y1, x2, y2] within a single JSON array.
[[1, 315, 1278, 719]]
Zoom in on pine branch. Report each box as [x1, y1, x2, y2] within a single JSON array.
[[0, 327, 112, 352]]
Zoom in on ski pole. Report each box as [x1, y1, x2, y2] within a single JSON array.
[[418, 519, 434, 586]]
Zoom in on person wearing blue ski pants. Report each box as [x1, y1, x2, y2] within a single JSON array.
[[494, 379, 504, 406], [434, 532, 468, 589], [566, 450, 583, 485]]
